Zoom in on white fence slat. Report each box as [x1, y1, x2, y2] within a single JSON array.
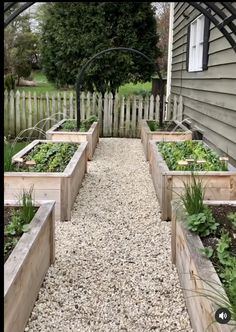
[[15, 90, 21, 135], [131, 96, 137, 137], [125, 96, 131, 137], [119, 96, 125, 137], [155, 95, 160, 121], [108, 92, 113, 136], [21, 91, 26, 135], [51, 93, 56, 126], [144, 96, 149, 119], [137, 95, 143, 137], [63, 92, 67, 119], [69, 92, 74, 119], [97, 93, 103, 136], [86, 91, 91, 119], [4, 89, 166, 139], [173, 95, 177, 120], [92, 92, 97, 115], [33, 92, 38, 129], [113, 93, 119, 136], [103, 92, 109, 136], [4, 90, 9, 136], [177, 95, 183, 121], [45, 92, 50, 130], [28, 92, 33, 130], [149, 95, 154, 120], [9, 90, 15, 136], [81, 92, 85, 121], [39, 94, 44, 138]]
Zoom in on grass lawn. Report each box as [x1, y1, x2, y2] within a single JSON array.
[[17, 71, 74, 95], [16, 71, 152, 96], [118, 81, 151, 96]]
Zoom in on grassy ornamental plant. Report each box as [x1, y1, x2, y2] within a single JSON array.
[[158, 140, 228, 171], [4, 187, 37, 261]]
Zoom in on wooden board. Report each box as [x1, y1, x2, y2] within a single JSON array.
[[171, 201, 234, 332], [140, 119, 192, 161], [4, 140, 88, 221], [149, 140, 236, 221], [4, 201, 55, 332], [46, 120, 99, 160]]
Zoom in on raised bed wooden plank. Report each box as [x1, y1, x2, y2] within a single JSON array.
[[171, 200, 235, 332], [4, 200, 55, 332], [46, 120, 99, 160], [149, 140, 236, 221], [140, 119, 192, 161], [4, 140, 88, 221]]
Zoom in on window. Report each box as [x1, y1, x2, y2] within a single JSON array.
[[188, 14, 209, 72]]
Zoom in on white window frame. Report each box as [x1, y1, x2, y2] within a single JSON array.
[[188, 14, 205, 72]]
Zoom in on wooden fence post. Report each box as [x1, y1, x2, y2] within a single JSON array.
[[119, 96, 125, 137], [4, 90, 9, 137], [113, 93, 119, 137], [15, 90, 21, 136]]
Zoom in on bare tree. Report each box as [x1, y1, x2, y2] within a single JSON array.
[[154, 2, 170, 74]]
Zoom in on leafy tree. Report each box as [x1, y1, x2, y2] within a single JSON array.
[[4, 9, 41, 84], [40, 2, 160, 93]]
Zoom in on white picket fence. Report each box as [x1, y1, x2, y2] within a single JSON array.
[[4, 90, 182, 138]]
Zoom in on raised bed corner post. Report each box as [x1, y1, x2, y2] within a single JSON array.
[[75, 47, 164, 131]]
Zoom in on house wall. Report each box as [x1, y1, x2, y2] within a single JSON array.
[[170, 2, 236, 166]]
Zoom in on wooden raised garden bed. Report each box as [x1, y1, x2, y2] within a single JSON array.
[[4, 140, 88, 221], [149, 140, 236, 221], [140, 119, 192, 161], [4, 199, 55, 332], [171, 200, 236, 332], [46, 119, 99, 160]]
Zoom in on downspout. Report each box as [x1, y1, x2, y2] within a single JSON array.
[[166, 2, 174, 119]]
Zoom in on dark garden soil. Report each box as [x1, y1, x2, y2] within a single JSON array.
[[202, 204, 236, 255], [147, 120, 184, 132]]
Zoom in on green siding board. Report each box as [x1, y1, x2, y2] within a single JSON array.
[[184, 106, 236, 144], [171, 3, 236, 163]]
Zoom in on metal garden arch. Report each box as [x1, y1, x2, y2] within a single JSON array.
[[75, 47, 163, 130], [4, 2, 236, 130]]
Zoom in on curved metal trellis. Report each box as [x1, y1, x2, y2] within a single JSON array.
[[189, 2, 236, 52], [4, 2, 236, 52], [75, 47, 164, 130]]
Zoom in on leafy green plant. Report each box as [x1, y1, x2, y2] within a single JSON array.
[[61, 120, 77, 131], [185, 208, 219, 237], [216, 232, 234, 267], [228, 212, 236, 231], [147, 120, 160, 131], [4, 188, 37, 258], [61, 115, 98, 132], [157, 141, 228, 171], [199, 246, 214, 259], [15, 142, 78, 173]]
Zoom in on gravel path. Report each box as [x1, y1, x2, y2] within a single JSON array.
[[25, 138, 192, 332]]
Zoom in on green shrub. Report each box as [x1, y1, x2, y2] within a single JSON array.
[[4, 74, 16, 91]]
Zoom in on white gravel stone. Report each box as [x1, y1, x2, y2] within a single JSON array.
[[25, 138, 192, 332]]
